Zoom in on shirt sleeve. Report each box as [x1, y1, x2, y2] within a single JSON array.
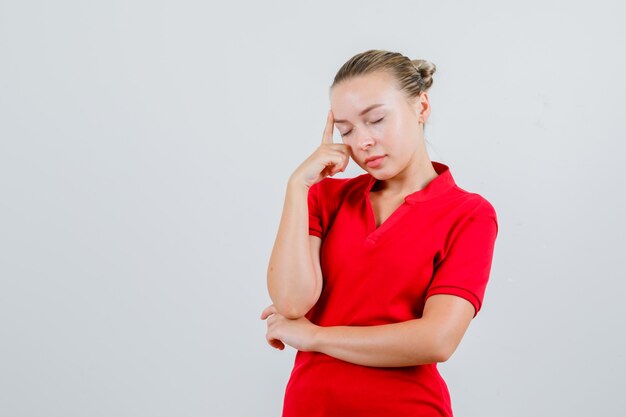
[[307, 181, 323, 239], [426, 200, 499, 318]]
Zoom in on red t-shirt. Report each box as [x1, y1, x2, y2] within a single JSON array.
[[282, 161, 499, 417]]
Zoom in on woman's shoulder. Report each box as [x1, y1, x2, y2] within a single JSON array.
[[309, 173, 371, 214], [312, 172, 371, 195], [445, 178, 497, 219]]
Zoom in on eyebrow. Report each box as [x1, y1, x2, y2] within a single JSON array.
[[333, 103, 385, 124]]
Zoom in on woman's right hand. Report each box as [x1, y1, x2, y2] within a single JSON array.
[[289, 109, 351, 189]]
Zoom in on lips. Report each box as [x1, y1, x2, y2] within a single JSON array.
[[365, 155, 386, 168], [364, 155, 385, 164]]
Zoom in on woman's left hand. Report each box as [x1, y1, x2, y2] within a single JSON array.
[[260, 304, 320, 352]]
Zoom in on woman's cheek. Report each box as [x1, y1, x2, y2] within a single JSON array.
[[374, 120, 389, 134], [373, 126, 389, 142]]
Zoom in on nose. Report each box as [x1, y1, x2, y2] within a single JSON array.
[[357, 132, 375, 151]]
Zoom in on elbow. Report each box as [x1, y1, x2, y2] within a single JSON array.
[[431, 335, 456, 363], [281, 308, 307, 320], [433, 348, 452, 363], [272, 301, 313, 319], [267, 284, 319, 320]]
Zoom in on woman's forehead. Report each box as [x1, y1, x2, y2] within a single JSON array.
[[331, 73, 401, 115], [332, 72, 397, 97]]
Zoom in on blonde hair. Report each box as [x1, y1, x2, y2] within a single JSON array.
[[332, 49, 436, 95], [330, 49, 436, 129]]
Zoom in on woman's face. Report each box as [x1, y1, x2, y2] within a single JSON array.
[[330, 71, 429, 179]]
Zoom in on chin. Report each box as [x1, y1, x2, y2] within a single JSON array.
[[366, 169, 391, 180]]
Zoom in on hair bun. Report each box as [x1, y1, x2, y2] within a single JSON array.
[[411, 59, 436, 90]]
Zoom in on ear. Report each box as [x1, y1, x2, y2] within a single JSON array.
[[416, 92, 431, 125]]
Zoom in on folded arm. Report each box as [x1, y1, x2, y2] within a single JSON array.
[[311, 294, 476, 367], [262, 288, 477, 366]]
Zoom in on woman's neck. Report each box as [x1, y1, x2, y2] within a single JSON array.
[[372, 156, 438, 197]]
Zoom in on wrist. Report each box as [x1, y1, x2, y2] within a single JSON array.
[[310, 324, 325, 352], [287, 176, 310, 193]]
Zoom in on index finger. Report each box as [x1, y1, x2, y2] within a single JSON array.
[[260, 304, 277, 320], [321, 109, 334, 145]]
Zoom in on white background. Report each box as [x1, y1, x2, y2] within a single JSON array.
[[1, 1, 625, 416]]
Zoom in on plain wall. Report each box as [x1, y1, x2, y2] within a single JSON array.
[[1, 0, 625, 416]]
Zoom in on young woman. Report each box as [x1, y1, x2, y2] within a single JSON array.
[[261, 49, 499, 416]]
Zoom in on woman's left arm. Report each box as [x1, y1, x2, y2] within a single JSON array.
[[261, 293, 475, 367]]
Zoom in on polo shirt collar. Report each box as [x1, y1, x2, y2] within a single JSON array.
[[364, 161, 456, 204]]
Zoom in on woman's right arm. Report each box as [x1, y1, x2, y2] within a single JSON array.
[[266, 180, 324, 319], [266, 109, 349, 319]]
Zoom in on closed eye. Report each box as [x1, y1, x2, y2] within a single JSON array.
[[341, 118, 384, 137]]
